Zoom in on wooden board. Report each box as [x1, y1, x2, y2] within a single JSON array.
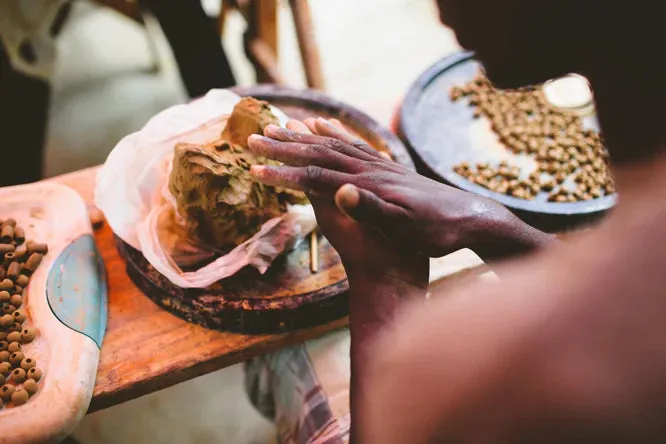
[[399, 51, 614, 232], [48, 162, 486, 414], [116, 234, 348, 333], [0, 182, 106, 444], [90, 217, 349, 412], [115, 86, 413, 334]]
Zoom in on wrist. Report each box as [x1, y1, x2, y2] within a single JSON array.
[[467, 208, 556, 261], [345, 256, 429, 294], [346, 257, 429, 444], [346, 260, 429, 335]]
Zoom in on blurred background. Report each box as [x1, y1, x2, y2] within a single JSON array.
[[33, 0, 459, 442], [46, 0, 459, 176]]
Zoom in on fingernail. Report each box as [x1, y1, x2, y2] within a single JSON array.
[[247, 135, 266, 151], [264, 124, 281, 135], [335, 184, 360, 220], [317, 118, 335, 128], [338, 184, 360, 207], [250, 165, 265, 177]]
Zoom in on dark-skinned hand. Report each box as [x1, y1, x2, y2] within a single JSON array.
[[255, 119, 428, 288], [247, 118, 553, 265]]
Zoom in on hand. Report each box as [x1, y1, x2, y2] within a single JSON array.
[[258, 120, 430, 444], [248, 118, 553, 262], [255, 120, 428, 289]]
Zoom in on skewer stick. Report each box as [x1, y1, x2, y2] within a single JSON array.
[[309, 230, 319, 273]]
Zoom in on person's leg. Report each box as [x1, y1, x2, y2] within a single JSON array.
[[245, 330, 351, 444], [0, 43, 50, 186], [140, 0, 236, 98]]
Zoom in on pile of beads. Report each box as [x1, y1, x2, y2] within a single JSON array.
[[0, 218, 46, 409]]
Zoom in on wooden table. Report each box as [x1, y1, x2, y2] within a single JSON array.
[[47, 167, 347, 413], [47, 166, 485, 414]]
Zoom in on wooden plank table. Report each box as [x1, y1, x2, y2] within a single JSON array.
[[47, 167, 348, 413], [47, 166, 485, 414]]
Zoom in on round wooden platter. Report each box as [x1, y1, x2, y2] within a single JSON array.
[[399, 51, 616, 231], [115, 86, 413, 334], [0, 182, 107, 444]]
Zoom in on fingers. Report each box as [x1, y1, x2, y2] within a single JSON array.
[[329, 118, 347, 131], [308, 117, 392, 161], [335, 184, 409, 227], [286, 119, 312, 134], [317, 118, 394, 161], [250, 164, 353, 195], [314, 118, 358, 144], [378, 151, 393, 161], [249, 121, 382, 169], [303, 118, 319, 134], [304, 117, 350, 136], [248, 134, 352, 168], [310, 118, 386, 160], [264, 123, 380, 162]]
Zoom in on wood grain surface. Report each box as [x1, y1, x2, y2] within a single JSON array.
[[50, 153, 357, 411], [87, 215, 348, 413], [117, 234, 349, 334]]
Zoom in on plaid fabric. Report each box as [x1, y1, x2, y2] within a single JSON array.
[[245, 337, 350, 444]]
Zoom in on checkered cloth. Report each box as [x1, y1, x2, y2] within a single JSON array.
[[243, 255, 492, 443], [245, 330, 351, 444]]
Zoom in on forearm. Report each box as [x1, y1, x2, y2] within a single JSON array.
[[348, 273, 428, 443], [469, 213, 558, 263]]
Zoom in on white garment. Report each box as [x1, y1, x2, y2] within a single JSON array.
[[0, 0, 69, 80]]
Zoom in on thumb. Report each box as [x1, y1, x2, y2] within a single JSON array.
[[335, 184, 405, 227]]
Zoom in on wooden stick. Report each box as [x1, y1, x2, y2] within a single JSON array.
[[245, 37, 285, 84], [288, 0, 325, 90], [309, 230, 319, 273], [245, 0, 279, 84]]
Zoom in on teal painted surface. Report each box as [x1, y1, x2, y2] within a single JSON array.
[[46, 234, 108, 348]]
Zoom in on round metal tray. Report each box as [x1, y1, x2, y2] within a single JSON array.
[[400, 51, 616, 231]]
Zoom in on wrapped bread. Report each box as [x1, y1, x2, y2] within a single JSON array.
[[169, 97, 306, 251]]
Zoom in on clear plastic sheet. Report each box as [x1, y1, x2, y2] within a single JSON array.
[[95, 90, 316, 288]]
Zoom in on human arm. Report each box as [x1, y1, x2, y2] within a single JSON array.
[[357, 206, 666, 443], [248, 118, 557, 264], [247, 118, 558, 442]]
